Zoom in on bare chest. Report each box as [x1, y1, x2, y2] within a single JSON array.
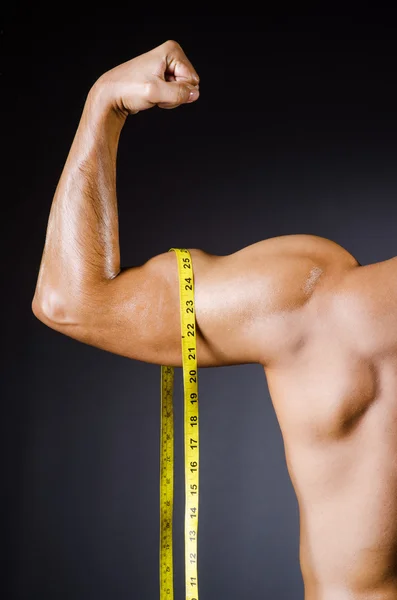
[[266, 340, 379, 442]]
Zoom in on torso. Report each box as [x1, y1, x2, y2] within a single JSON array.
[[264, 240, 397, 600]]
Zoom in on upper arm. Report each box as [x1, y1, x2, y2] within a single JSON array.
[[39, 237, 319, 368]]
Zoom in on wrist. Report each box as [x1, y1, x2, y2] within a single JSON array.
[[86, 80, 128, 127]]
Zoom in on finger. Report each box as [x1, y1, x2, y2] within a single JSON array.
[[162, 40, 200, 85], [155, 80, 200, 109], [168, 58, 199, 84]]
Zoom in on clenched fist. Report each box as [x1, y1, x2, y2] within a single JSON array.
[[91, 40, 200, 115]]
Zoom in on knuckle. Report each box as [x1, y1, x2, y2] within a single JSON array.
[[164, 39, 181, 51]]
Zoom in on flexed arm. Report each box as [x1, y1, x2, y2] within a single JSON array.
[[32, 40, 317, 369], [32, 40, 200, 321]]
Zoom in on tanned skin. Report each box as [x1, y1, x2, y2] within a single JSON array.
[[32, 41, 397, 599]]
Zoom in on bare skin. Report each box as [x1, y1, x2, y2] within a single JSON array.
[[32, 41, 397, 599]]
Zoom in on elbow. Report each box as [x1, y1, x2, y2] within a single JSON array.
[[31, 290, 77, 325], [31, 296, 44, 321]]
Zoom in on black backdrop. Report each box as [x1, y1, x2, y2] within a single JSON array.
[[4, 15, 397, 600]]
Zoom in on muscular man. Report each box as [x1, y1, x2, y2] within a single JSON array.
[[32, 41, 397, 599]]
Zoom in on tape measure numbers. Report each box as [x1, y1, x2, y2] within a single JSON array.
[[160, 248, 199, 600]]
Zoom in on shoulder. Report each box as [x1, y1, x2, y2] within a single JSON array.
[[191, 234, 358, 367], [194, 233, 359, 264], [246, 233, 360, 266], [190, 234, 359, 315], [204, 233, 358, 265], [210, 233, 360, 294]]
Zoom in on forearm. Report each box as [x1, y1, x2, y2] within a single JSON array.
[[32, 40, 199, 324], [33, 87, 126, 321]]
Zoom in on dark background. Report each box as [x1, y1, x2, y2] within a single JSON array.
[[4, 14, 397, 600]]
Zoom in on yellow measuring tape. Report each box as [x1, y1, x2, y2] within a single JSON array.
[[160, 248, 199, 600]]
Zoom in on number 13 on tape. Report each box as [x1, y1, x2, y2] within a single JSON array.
[[160, 248, 199, 600]]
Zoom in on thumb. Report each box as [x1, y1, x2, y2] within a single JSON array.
[[156, 80, 200, 109]]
